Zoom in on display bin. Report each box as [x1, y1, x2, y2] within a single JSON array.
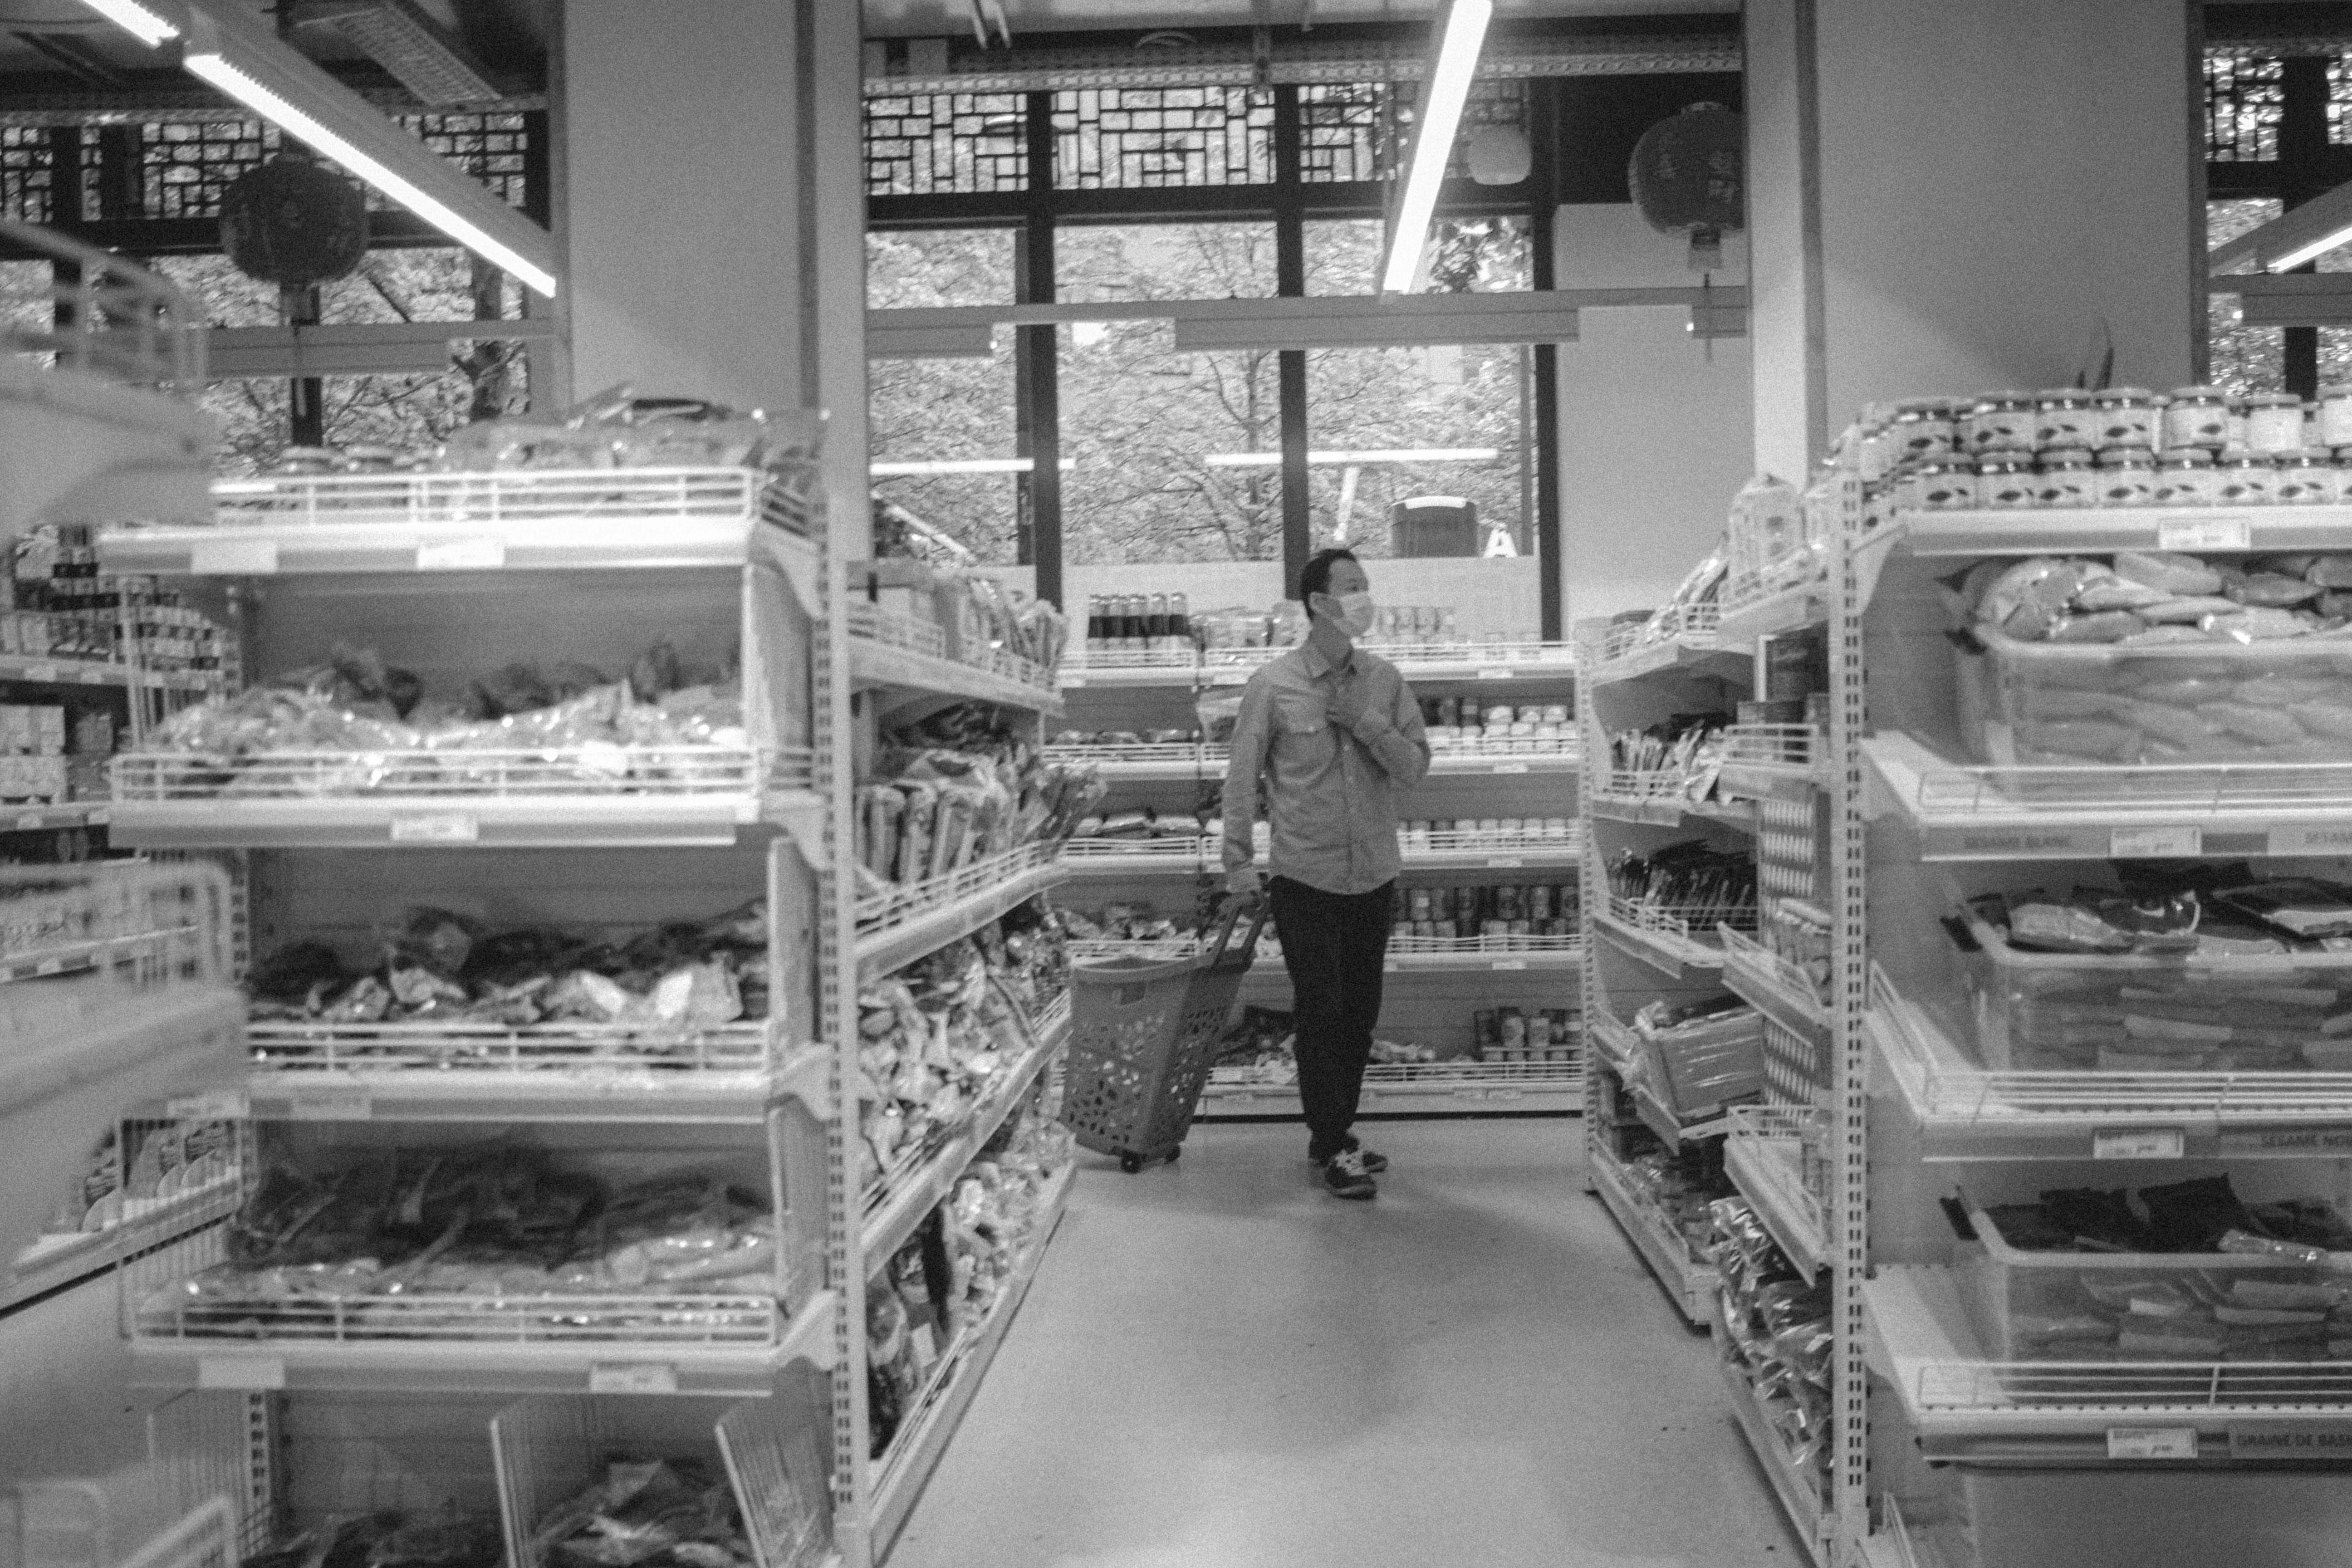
[[5, 1485, 235, 1568], [1638, 1011, 1765, 1117], [1947, 904, 2352, 1073], [490, 1394, 831, 1568], [1967, 625, 2352, 768], [1950, 1194, 2352, 1365]]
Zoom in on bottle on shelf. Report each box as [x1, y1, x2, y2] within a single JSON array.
[[1120, 595, 1144, 652], [1085, 596, 1106, 655], [1147, 593, 1170, 652], [1170, 591, 1191, 652]]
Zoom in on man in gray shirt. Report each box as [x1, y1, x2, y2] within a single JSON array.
[[1222, 548, 1431, 1198]]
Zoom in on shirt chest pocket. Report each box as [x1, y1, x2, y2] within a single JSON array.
[[1271, 691, 1337, 763]]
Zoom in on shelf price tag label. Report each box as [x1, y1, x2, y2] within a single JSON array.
[[1061, 675, 1087, 688], [1382, 960, 1400, 973], [2217, 1126, 2352, 1155], [2093, 1127, 2186, 1160], [23, 662, 59, 684], [390, 813, 480, 844], [1486, 857, 1524, 868], [168, 1090, 250, 1121], [2227, 1423, 2352, 1460], [2107, 1426, 2198, 1461], [198, 1355, 286, 1390], [75, 668, 103, 685], [2157, 515, 2253, 553], [1477, 667, 1514, 681], [190, 539, 279, 575], [2267, 823, 2352, 856], [1491, 959, 1529, 971], [13, 812, 43, 831], [2109, 824, 2201, 858], [1208, 670, 1248, 686], [1492, 762, 1529, 775], [416, 536, 507, 571], [589, 1362, 679, 1394], [289, 1093, 371, 1121]]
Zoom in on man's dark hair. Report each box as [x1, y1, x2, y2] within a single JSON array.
[[1298, 547, 1359, 605]]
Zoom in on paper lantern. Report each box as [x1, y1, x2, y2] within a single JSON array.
[[1466, 123, 1532, 185], [220, 156, 369, 287], [1628, 103, 1744, 266]]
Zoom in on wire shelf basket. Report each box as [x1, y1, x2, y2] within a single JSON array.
[[246, 1019, 774, 1076], [1598, 602, 1723, 664], [854, 840, 1059, 934], [0, 863, 233, 1016], [110, 746, 773, 803], [192, 465, 821, 541], [1912, 1358, 2352, 1411], [1723, 724, 1823, 770]]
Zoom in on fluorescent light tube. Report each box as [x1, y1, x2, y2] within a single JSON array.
[[180, 5, 558, 297], [870, 458, 1075, 475], [2269, 228, 2352, 273], [1205, 447, 1499, 468], [69, 0, 179, 45], [1380, 0, 1493, 295]]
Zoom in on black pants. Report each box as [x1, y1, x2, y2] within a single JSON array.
[[1269, 875, 1394, 1163]]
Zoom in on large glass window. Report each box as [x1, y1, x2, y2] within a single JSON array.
[[2208, 197, 2283, 397], [1303, 215, 1531, 295], [1056, 222, 1277, 303], [1304, 344, 1529, 559]]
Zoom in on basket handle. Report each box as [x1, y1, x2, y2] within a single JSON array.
[[1201, 893, 1267, 972]]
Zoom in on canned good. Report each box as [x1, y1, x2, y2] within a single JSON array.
[[2215, 447, 2276, 505], [2091, 387, 2158, 451], [2033, 390, 2095, 452], [1891, 399, 1959, 462], [1978, 452, 2038, 509], [1530, 885, 1554, 921], [2276, 449, 2339, 505], [1965, 391, 2036, 452], [2319, 385, 2352, 450], [1911, 456, 1978, 510], [2228, 400, 2251, 451], [2245, 392, 2306, 454], [2034, 450, 2096, 509], [2095, 448, 2156, 508], [2162, 386, 2230, 451], [2153, 448, 2216, 507]]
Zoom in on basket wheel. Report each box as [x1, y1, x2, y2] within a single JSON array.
[[1120, 1153, 1143, 1174]]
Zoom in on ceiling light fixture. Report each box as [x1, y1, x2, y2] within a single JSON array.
[[65, 0, 178, 46], [1379, 0, 1493, 295], [2268, 229, 2352, 273], [302, 0, 500, 105], [179, 3, 557, 296], [870, 457, 1076, 476]]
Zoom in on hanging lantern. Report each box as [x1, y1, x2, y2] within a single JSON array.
[[1628, 103, 1744, 270], [1466, 123, 1531, 185], [219, 156, 369, 288]]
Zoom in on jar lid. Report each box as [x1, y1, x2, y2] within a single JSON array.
[[2097, 447, 2156, 466], [2170, 385, 2223, 400], [2035, 388, 2090, 402], [2092, 386, 2155, 402], [2245, 391, 2303, 407], [1892, 398, 1950, 415], [2162, 448, 2215, 465], [1978, 452, 2033, 469], [2042, 448, 2094, 464], [1975, 390, 2035, 407], [2221, 446, 2271, 464], [2285, 446, 2332, 462]]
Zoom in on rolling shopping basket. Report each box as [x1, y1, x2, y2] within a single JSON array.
[[1061, 896, 1268, 1172]]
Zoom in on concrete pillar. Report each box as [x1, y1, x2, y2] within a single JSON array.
[[1553, 204, 1754, 631], [1748, 0, 2197, 474]]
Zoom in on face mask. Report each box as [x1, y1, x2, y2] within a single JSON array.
[[1324, 590, 1376, 638]]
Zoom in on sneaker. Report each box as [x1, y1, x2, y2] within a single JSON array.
[[1310, 1137, 1389, 1174], [1322, 1148, 1377, 1200]]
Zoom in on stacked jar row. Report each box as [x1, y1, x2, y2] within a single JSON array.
[[1907, 446, 2350, 511]]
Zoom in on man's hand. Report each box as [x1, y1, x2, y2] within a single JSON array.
[[1226, 864, 1265, 900], [1327, 678, 1373, 732]]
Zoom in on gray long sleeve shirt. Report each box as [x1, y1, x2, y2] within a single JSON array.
[[1219, 639, 1431, 896]]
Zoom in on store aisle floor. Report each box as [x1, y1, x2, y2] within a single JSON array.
[[890, 1119, 1807, 1568]]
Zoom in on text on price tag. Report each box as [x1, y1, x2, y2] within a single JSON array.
[[2268, 823, 2352, 856], [2094, 1127, 2186, 1160], [1491, 959, 1528, 971], [1477, 667, 1514, 681], [2110, 824, 2201, 858], [2107, 1426, 2198, 1461], [168, 1090, 249, 1121], [1492, 762, 1529, 775], [2156, 515, 2252, 553], [416, 536, 507, 571], [589, 1362, 678, 1394], [390, 813, 480, 844], [1486, 857, 1524, 868]]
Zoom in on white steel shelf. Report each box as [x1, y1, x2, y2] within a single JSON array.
[[1589, 1014, 1642, 1078], [1595, 897, 1736, 978], [1425, 746, 1583, 777], [1587, 784, 1755, 830], [1633, 1082, 1733, 1148], [1587, 1137, 1717, 1327], [855, 842, 1067, 977], [1718, 1333, 1831, 1568], [1060, 828, 1584, 878], [1041, 741, 1202, 782], [1586, 606, 1748, 689], [103, 747, 809, 851], [1719, 927, 1831, 1042], [2, 1158, 245, 1315], [1723, 1105, 1828, 1282], [1058, 643, 1579, 689], [850, 632, 1063, 718], [1894, 503, 2352, 559], [1200, 1058, 1584, 1117], [98, 466, 822, 576], [0, 801, 108, 835], [860, 1002, 1066, 1264], [241, 1029, 832, 1125], [867, 1161, 1073, 1557], [130, 1284, 840, 1399], [1715, 573, 1833, 654], [1870, 966, 2352, 1162], [0, 652, 217, 692], [1866, 1264, 2352, 1465], [1059, 836, 1208, 877], [1717, 724, 1831, 805], [1867, 729, 2352, 862]]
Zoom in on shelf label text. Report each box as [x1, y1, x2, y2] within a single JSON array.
[[589, 1362, 679, 1394], [2156, 515, 2253, 553], [416, 536, 507, 571], [2267, 823, 2352, 856], [190, 539, 279, 575], [2110, 824, 2202, 859], [1477, 667, 1514, 681], [2107, 1426, 2198, 1460], [1491, 959, 1529, 971], [24, 663, 58, 683], [2216, 1127, 2352, 1155], [2093, 1127, 2186, 1161], [1487, 857, 1524, 868], [1492, 762, 1529, 775], [2227, 1423, 2352, 1460], [390, 813, 480, 843]]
